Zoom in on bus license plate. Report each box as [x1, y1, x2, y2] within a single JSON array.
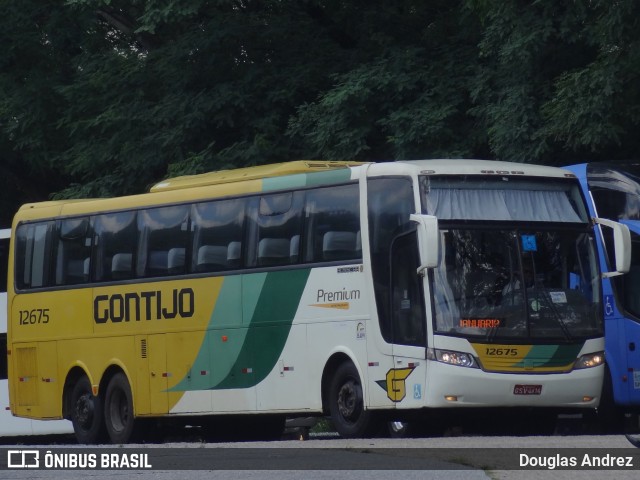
[[513, 384, 542, 395]]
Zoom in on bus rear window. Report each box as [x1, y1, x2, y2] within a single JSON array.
[[15, 222, 54, 289]]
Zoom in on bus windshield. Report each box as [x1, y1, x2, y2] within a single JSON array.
[[431, 229, 601, 340], [421, 176, 601, 341]]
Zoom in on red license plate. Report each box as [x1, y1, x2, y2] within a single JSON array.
[[513, 384, 542, 395]]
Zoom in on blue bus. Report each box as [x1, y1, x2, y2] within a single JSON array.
[[565, 163, 640, 432]]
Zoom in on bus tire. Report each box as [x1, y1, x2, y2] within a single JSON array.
[[70, 376, 106, 444], [104, 372, 136, 444], [329, 362, 379, 438]]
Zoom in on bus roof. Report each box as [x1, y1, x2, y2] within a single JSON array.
[[150, 160, 366, 192], [390, 159, 577, 179]]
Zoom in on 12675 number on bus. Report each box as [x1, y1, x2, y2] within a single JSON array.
[[18, 308, 50, 325]]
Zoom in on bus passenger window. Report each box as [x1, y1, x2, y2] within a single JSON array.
[[55, 217, 91, 286], [92, 211, 137, 282], [137, 205, 189, 277], [304, 184, 360, 263], [250, 192, 303, 267], [191, 198, 246, 272]]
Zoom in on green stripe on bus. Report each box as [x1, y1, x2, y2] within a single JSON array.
[[539, 343, 583, 367], [214, 268, 310, 389], [169, 269, 310, 392], [513, 343, 583, 368]]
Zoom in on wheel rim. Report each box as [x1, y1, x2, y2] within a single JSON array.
[[337, 378, 362, 422]]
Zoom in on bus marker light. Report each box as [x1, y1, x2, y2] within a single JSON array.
[[162, 372, 172, 378], [368, 362, 379, 367], [444, 396, 458, 402], [92, 386, 98, 396], [222, 336, 228, 342], [583, 396, 594, 402], [200, 370, 209, 376], [242, 368, 253, 374]]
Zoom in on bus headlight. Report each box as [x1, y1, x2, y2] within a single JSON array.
[[574, 352, 605, 369], [427, 348, 479, 368]]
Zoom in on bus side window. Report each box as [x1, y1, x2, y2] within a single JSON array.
[[249, 192, 303, 268], [92, 212, 137, 282], [191, 198, 246, 273], [55, 217, 91, 286], [137, 205, 189, 277], [304, 184, 360, 263], [15, 221, 55, 289]]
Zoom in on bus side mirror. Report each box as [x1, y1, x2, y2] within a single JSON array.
[[594, 217, 631, 277], [410, 214, 439, 275]]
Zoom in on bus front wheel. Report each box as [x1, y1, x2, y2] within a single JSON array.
[[104, 373, 136, 444], [70, 376, 106, 444], [328, 362, 380, 438]]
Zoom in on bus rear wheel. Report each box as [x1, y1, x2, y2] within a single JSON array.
[[104, 373, 136, 444], [70, 376, 106, 444], [329, 362, 380, 438]]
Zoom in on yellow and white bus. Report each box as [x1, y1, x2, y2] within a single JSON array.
[[7, 160, 631, 443]]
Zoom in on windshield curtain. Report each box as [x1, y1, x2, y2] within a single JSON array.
[[421, 177, 587, 222], [432, 229, 602, 340], [425, 188, 582, 222]]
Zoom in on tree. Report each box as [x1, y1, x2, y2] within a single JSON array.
[[468, 0, 640, 164], [288, 1, 483, 161]]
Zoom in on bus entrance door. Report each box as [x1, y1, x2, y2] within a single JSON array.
[[389, 231, 427, 408]]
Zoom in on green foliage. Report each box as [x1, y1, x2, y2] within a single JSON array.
[[468, 0, 640, 163], [2, 0, 640, 225]]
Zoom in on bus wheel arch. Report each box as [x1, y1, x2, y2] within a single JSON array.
[[63, 367, 106, 444]]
